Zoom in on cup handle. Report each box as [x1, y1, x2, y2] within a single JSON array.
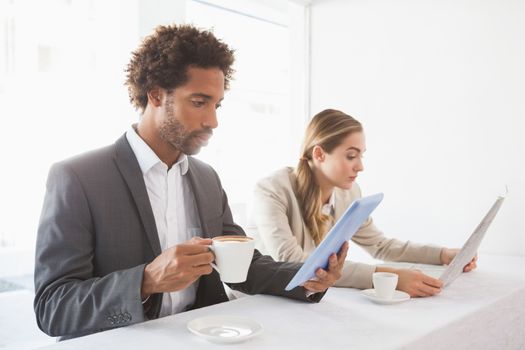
[[207, 245, 219, 272]]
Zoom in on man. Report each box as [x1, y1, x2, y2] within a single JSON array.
[[34, 24, 349, 340]]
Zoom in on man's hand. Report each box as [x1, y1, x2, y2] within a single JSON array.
[[141, 237, 214, 299], [440, 248, 478, 272], [302, 241, 349, 293]]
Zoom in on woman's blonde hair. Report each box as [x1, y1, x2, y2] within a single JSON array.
[[294, 109, 363, 245]]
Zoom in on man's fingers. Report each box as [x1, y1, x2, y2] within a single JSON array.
[[315, 268, 329, 280], [337, 241, 349, 262], [192, 264, 213, 277], [173, 243, 212, 256], [328, 253, 338, 270], [304, 280, 326, 293], [303, 243, 349, 293], [188, 237, 213, 246], [182, 251, 215, 267], [327, 241, 349, 271]]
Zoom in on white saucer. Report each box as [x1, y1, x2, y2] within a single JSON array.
[[362, 289, 410, 304], [187, 315, 263, 344]]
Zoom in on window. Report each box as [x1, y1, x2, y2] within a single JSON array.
[[0, 0, 139, 248], [0, 0, 309, 248], [186, 0, 309, 228]]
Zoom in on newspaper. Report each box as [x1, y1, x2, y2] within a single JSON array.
[[439, 195, 505, 287]]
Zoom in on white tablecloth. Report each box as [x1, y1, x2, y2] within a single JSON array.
[[38, 254, 525, 349]]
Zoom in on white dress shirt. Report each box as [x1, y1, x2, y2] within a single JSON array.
[[321, 191, 336, 217], [126, 126, 201, 317]]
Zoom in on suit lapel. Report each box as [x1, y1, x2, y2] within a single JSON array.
[[186, 158, 212, 239], [334, 188, 350, 222], [114, 134, 162, 255], [186, 158, 227, 304]]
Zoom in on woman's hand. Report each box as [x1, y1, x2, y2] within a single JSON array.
[[396, 269, 443, 297], [375, 267, 443, 298], [440, 248, 478, 272]]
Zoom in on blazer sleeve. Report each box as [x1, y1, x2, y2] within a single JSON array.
[[331, 185, 443, 291], [352, 218, 443, 265], [252, 179, 310, 263], [335, 218, 443, 290], [350, 185, 443, 265], [34, 163, 149, 338], [212, 173, 323, 303], [334, 226, 444, 289]]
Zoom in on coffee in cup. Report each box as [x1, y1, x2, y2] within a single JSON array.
[[372, 272, 398, 299], [209, 235, 254, 283]]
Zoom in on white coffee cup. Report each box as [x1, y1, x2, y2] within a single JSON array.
[[372, 272, 399, 300], [208, 236, 255, 283]]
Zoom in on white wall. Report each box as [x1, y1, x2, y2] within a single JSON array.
[[138, 0, 185, 38], [310, 0, 525, 256]]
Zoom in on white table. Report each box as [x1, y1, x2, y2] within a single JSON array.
[[38, 254, 525, 349]]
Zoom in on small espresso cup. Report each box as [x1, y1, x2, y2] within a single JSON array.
[[208, 235, 255, 283], [372, 272, 399, 300]]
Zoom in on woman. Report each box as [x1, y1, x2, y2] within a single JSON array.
[[253, 109, 476, 297]]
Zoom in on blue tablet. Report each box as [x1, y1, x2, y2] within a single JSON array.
[[285, 192, 384, 291]]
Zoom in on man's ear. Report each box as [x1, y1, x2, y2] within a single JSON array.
[[312, 145, 325, 162], [147, 88, 164, 108]]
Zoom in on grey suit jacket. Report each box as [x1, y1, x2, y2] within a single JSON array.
[[34, 135, 320, 340]]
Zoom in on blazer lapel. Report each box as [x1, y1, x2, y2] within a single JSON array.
[[113, 134, 162, 255], [334, 189, 348, 223], [334, 187, 359, 222], [186, 158, 216, 239]]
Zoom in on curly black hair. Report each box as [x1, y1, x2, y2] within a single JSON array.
[[125, 24, 235, 112]]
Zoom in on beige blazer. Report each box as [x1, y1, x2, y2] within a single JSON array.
[[253, 167, 443, 289]]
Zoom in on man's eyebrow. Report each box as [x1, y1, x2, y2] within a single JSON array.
[[189, 93, 224, 102], [189, 93, 212, 99]]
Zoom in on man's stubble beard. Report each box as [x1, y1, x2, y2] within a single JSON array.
[[158, 98, 200, 155]]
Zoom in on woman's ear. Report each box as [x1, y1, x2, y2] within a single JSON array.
[[312, 145, 325, 162]]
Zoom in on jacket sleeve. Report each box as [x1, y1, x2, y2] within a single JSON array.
[[351, 184, 443, 265], [352, 217, 443, 265], [215, 175, 323, 303], [33, 163, 151, 338], [252, 179, 310, 262], [336, 218, 443, 290], [336, 185, 444, 289]]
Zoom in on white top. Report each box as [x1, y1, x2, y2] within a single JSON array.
[[126, 126, 200, 317], [321, 191, 336, 216]]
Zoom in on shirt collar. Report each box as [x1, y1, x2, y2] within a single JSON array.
[[126, 125, 189, 175], [321, 191, 336, 216]]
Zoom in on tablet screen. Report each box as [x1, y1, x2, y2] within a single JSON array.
[[285, 193, 384, 291]]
